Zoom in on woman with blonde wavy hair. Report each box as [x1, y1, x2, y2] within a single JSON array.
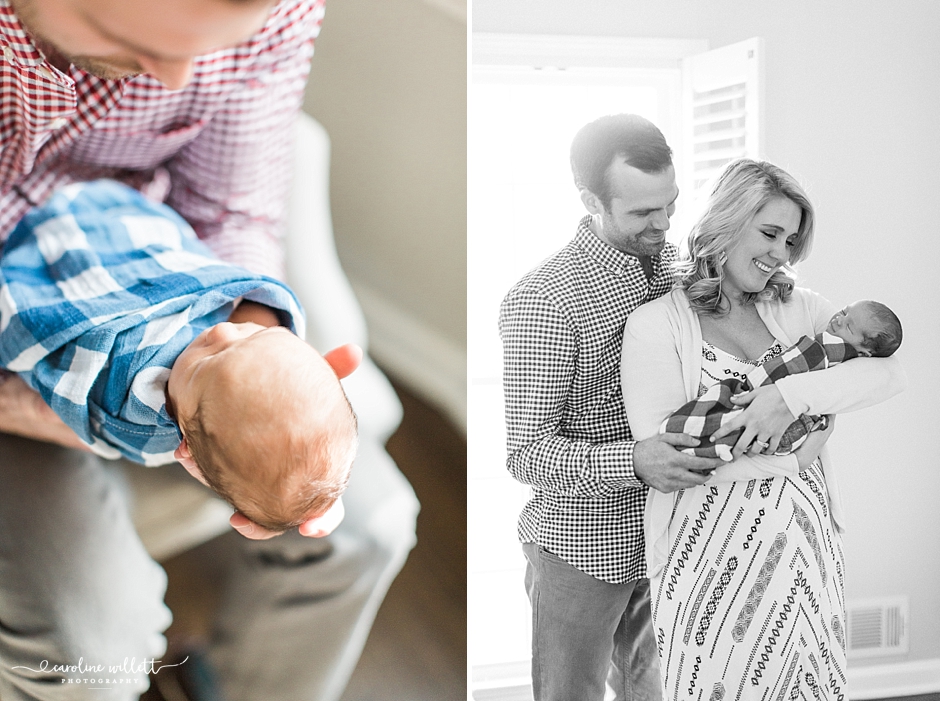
[[678, 159, 814, 316], [621, 159, 905, 699]]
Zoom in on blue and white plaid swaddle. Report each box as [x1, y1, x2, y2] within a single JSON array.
[[0, 180, 305, 465]]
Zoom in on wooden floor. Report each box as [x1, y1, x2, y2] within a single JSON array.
[[339, 381, 466, 701], [155, 379, 467, 701]]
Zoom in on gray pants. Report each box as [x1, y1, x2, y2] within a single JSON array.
[[522, 543, 661, 701], [0, 433, 418, 701]]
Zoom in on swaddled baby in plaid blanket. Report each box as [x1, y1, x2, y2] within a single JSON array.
[[662, 300, 902, 461], [0, 180, 357, 532]]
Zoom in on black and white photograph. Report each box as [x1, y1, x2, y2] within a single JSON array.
[[469, 2, 939, 700]]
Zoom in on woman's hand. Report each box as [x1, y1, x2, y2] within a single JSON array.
[[710, 384, 796, 459], [793, 415, 836, 470]]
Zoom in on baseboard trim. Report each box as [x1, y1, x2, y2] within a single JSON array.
[[849, 658, 940, 699], [352, 282, 466, 433]]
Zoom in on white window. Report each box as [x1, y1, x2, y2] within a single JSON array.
[[468, 35, 762, 698], [682, 37, 764, 200]]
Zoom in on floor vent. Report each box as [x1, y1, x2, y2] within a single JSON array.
[[847, 596, 909, 658]]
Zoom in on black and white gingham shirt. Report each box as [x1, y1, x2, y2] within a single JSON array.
[[499, 216, 677, 584]]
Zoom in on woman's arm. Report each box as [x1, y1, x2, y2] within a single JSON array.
[[775, 357, 906, 417], [775, 287, 907, 417], [620, 302, 689, 441]]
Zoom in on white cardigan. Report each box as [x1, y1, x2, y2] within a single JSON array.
[[621, 287, 907, 576]]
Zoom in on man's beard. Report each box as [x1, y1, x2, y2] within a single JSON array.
[[67, 54, 143, 80], [11, 0, 142, 81]]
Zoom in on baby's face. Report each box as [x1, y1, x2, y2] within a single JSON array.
[[826, 301, 877, 353]]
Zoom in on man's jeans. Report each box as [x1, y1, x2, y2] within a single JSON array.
[[523, 543, 661, 701], [0, 433, 418, 701]]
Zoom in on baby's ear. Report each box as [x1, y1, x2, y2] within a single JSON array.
[[175, 438, 211, 487]]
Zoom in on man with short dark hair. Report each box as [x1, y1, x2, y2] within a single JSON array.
[[499, 114, 722, 701], [0, 1, 417, 699]]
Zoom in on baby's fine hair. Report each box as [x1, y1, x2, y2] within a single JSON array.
[[185, 359, 359, 533], [861, 301, 902, 358]]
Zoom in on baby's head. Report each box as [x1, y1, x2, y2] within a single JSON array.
[[167, 321, 358, 532], [826, 300, 902, 358]]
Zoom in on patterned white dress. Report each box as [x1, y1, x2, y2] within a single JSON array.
[[651, 340, 847, 701]]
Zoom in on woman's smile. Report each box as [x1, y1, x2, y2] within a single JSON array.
[[753, 259, 774, 274], [722, 196, 801, 299]]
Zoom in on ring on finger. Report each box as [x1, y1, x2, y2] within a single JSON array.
[[752, 439, 769, 450]]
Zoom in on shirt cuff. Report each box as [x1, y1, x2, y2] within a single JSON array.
[[590, 440, 644, 490]]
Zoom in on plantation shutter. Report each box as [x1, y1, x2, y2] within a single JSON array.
[[681, 37, 764, 201]]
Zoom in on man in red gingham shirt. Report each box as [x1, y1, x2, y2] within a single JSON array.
[[0, 1, 415, 699], [0, 0, 312, 278]]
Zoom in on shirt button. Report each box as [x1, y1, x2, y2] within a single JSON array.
[[49, 117, 68, 129], [2, 45, 15, 64], [38, 66, 57, 81]]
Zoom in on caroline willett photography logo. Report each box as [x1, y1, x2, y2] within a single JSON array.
[[11, 656, 189, 689]]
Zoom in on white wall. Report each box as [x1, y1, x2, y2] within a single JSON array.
[[303, 0, 467, 429], [473, 0, 940, 667]]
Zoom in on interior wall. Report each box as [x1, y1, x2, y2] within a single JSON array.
[[473, 0, 940, 665], [302, 0, 467, 420]]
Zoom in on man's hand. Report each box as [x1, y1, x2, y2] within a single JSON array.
[[633, 433, 724, 493], [225, 342, 361, 539], [323, 343, 363, 379], [0, 373, 91, 450], [711, 384, 796, 459], [229, 497, 346, 541]]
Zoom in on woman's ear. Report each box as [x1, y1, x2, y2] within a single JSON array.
[[175, 438, 210, 487]]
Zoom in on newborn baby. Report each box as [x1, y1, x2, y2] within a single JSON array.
[[825, 300, 902, 358], [166, 308, 357, 532], [663, 299, 902, 460], [0, 180, 357, 533]]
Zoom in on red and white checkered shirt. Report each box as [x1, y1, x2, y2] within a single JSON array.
[[0, 0, 324, 279]]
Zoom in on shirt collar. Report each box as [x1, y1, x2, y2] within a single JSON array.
[[573, 215, 666, 277], [0, 0, 51, 68]]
